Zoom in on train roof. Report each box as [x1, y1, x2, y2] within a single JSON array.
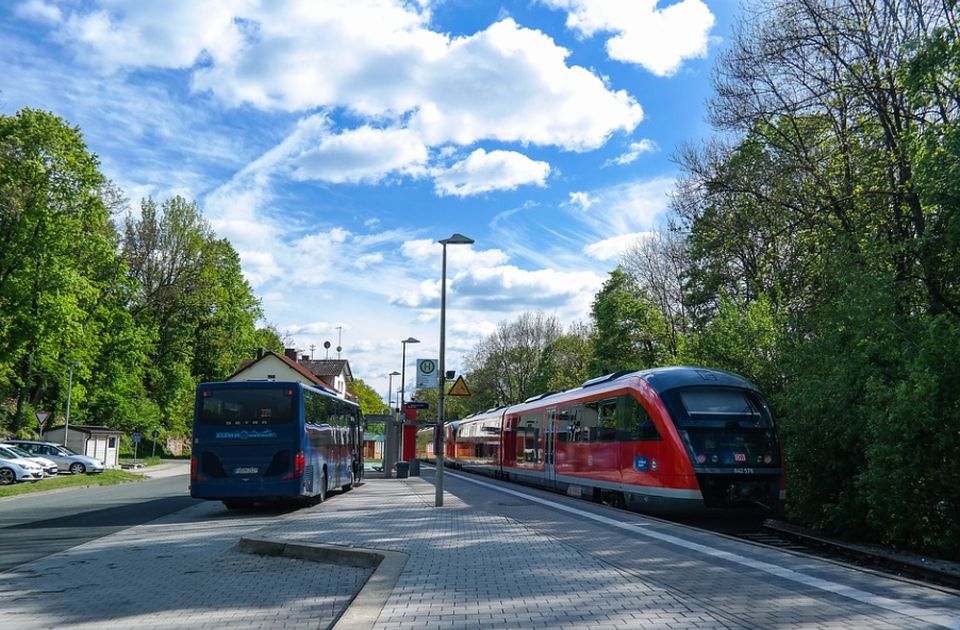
[[444, 367, 759, 427], [628, 366, 759, 395]]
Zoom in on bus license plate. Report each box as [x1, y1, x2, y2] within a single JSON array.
[[234, 466, 258, 474]]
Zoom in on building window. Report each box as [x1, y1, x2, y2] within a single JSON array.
[[108, 437, 117, 449]]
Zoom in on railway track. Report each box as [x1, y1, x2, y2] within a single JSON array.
[[730, 520, 960, 591]]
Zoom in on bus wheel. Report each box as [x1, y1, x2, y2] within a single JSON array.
[[317, 471, 327, 503], [223, 500, 254, 510]]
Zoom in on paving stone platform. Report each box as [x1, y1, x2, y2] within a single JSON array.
[[1, 470, 959, 630]]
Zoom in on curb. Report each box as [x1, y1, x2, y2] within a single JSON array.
[[238, 537, 408, 630]]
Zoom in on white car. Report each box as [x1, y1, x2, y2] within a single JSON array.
[[0, 456, 44, 485], [0, 445, 58, 477]]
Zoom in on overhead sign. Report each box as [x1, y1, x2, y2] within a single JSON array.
[[416, 358, 438, 389], [35, 411, 51, 429], [447, 376, 471, 397]]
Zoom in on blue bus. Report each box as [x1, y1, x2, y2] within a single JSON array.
[[190, 381, 363, 509]]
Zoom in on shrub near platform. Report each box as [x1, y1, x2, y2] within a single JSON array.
[[0, 470, 144, 498]]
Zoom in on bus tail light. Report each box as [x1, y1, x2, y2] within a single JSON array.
[[284, 451, 305, 479], [190, 455, 208, 482]]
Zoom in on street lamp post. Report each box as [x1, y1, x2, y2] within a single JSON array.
[[64, 361, 80, 447], [399, 337, 419, 467], [436, 233, 474, 507], [385, 370, 400, 473]]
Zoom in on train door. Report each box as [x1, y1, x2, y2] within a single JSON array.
[[545, 407, 557, 485]]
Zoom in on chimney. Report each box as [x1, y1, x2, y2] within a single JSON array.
[[284, 348, 298, 362]]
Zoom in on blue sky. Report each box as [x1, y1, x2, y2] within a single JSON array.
[[1, 0, 738, 402]]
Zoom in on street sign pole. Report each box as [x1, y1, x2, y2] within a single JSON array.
[[132, 431, 142, 466]]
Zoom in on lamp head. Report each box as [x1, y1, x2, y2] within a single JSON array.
[[389, 370, 401, 376], [439, 233, 474, 246], [402, 337, 420, 344]]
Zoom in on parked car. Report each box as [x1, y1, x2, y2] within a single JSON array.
[[0, 455, 44, 485], [2, 440, 106, 474], [0, 444, 58, 477]]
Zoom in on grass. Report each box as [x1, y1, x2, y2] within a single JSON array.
[[0, 469, 145, 498]]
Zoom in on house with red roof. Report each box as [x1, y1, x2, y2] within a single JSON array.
[[227, 349, 355, 401]]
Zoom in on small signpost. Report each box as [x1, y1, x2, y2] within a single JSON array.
[[35, 411, 51, 439], [416, 359, 438, 389], [447, 376, 471, 397], [151, 429, 160, 458], [132, 431, 142, 465]]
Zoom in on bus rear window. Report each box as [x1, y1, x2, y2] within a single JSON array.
[[198, 389, 296, 426], [674, 388, 772, 428]]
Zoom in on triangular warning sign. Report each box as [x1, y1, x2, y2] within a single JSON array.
[[447, 375, 471, 397]]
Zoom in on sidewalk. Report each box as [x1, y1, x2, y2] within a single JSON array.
[[259, 473, 960, 630], [2, 470, 959, 629]]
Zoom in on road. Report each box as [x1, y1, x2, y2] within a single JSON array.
[[0, 472, 199, 573]]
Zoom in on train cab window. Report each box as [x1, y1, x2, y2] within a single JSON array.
[[621, 396, 661, 441], [676, 388, 772, 428]]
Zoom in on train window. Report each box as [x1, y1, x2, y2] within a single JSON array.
[[596, 399, 618, 441], [621, 396, 661, 441], [580, 402, 600, 442], [676, 388, 772, 427], [517, 412, 542, 463], [555, 407, 577, 443]]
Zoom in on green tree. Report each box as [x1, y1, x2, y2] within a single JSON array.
[[122, 196, 262, 434], [0, 109, 147, 434], [590, 268, 671, 375], [350, 378, 386, 415], [463, 312, 562, 408]]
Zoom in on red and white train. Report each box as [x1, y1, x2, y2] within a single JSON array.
[[417, 367, 785, 514]]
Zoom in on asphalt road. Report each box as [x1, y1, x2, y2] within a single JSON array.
[[0, 473, 200, 573]]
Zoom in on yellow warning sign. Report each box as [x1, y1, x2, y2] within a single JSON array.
[[447, 375, 471, 397]]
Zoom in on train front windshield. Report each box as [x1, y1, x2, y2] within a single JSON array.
[[663, 387, 780, 468]]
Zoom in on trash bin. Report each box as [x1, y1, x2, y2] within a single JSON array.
[[396, 461, 410, 479], [409, 459, 420, 476]]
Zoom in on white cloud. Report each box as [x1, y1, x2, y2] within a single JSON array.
[[433, 149, 550, 196], [294, 126, 428, 184], [58, 0, 249, 70], [542, 0, 715, 76], [355, 253, 384, 269], [15, 0, 62, 24], [400, 240, 510, 268], [51, 3, 642, 153], [606, 139, 659, 166], [391, 262, 604, 312], [583, 232, 654, 262], [568, 191, 596, 210]]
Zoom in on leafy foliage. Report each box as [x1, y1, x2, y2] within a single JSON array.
[[0, 109, 268, 445]]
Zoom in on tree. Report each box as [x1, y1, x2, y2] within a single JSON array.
[[621, 230, 691, 358], [671, 0, 960, 554], [463, 312, 563, 407], [122, 196, 262, 434], [529, 322, 593, 393], [590, 268, 671, 375], [0, 109, 144, 433], [349, 379, 386, 415]]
